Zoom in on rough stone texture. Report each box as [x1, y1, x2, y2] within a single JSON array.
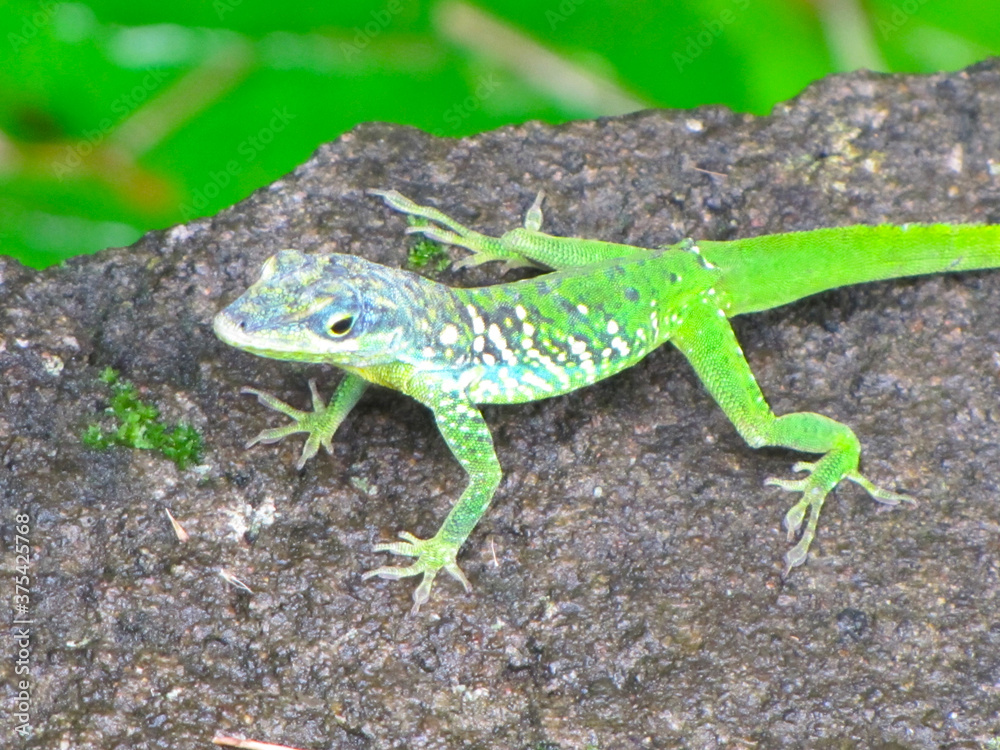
[[2, 59, 1000, 749]]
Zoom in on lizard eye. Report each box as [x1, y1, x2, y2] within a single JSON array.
[[327, 313, 355, 336]]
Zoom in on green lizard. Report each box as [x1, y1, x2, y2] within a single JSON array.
[[213, 189, 1000, 612]]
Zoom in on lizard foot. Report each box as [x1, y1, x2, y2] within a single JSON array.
[[766, 460, 912, 574], [369, 188, 539, 271], [242, 379, 336, 469], [362, 531, 471, 614]]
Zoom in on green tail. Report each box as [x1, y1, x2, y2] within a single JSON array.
[[704, 224, 1000, 315]]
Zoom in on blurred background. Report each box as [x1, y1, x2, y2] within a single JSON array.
[[1, 0, 997, 268]]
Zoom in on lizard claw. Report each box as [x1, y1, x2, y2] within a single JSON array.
[[766, 458, 913, 573], [370, 188, 539, 271], [241, 380, 335, 469], [363, 531, 471, 614]]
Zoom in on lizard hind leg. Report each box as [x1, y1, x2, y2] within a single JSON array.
[[671, 298, 913, 572]]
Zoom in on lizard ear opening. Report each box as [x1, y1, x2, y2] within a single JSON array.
[[327, 313, 355, 337]]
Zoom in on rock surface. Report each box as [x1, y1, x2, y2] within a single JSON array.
[[2, 59, 1000, 749]]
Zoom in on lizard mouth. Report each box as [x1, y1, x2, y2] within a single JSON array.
[[212, 310, 250, 347], [213, 307, 363, 363], [212, 310, 310, 360]]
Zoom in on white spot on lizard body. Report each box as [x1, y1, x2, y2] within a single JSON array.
[[439, 324, 459, 346]]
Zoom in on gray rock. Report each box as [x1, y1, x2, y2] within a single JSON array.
[[2, 58, 999, 749]]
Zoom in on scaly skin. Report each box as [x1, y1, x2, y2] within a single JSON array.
[[214, 189, 1000, 612]]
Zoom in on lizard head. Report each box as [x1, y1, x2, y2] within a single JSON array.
[[213, 250, 432, 368]]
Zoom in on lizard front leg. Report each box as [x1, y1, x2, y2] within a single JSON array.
[[370, 189, 653, 271], [369, 188, 541, 270], [242, 373, 369, 469], [363, 387, 502, 613]]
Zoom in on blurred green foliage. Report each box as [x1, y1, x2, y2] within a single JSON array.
[[1, 0, 996, 267]]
